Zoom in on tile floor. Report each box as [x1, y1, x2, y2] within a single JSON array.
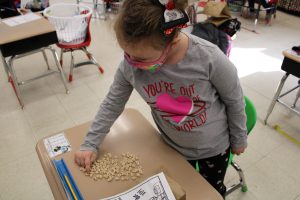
[[0, 2, 300, 200]]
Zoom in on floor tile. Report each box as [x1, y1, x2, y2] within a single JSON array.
[[0, 110, 36, 166], [230, 157, 300, 200], [266, 141, 300, 182], [0, 84, 21, 114], [23, 96, 75, 141], [226, 190, 258, 200], [0, 153, 54, 200], [247, 121, 289, 157], [231, 146, 264, 171], [294, 194, 300, 200], [56, 84, 98, 110], [20, 79, 55, 106], [66, 98, 100, 125], [86, 75, 115, 99], [240, 70, 299, 101]]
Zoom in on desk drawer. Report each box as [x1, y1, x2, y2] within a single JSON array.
[[0, 31, 58, 57], [281, 57, 300, 78]]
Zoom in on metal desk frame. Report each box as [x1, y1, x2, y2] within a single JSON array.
[[264, 50, 300, 124], [0, 14, 69, 108]]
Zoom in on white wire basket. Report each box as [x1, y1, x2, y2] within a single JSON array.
[[43, 3, 92, 45]]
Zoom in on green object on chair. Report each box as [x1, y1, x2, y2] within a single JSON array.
[[195, 96, 257, 195], [226, 96, 256, 195], [227, 96, 257, 167]]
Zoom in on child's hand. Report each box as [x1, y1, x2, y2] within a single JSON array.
[[74, 150, 97, 172], [231, 147, 246, 155]]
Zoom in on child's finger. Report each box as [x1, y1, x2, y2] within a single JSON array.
[[74, 155, 82, 166], [85, 156, 91, 172], [91, 152, 97, 162]]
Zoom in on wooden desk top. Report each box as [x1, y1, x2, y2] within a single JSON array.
[[0, 13, 55, 45], [283, 50, 300, 63], [36, 109, 223, 200]]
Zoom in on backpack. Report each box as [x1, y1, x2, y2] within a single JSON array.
[[218, 18, 241, 37]]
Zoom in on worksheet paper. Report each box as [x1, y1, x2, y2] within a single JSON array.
[[44, 133, 71, 158], [2, 13, 41, 27], [101, 172, 176, 200]]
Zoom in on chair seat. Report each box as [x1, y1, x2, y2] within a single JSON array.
[[57, 39, 91, 49]]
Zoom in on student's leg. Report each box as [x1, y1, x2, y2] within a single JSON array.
[[197, 148, 230, 198], [259, 0, 273, 23], [260, 0, 272, 13], [248, 0, 255, 12]]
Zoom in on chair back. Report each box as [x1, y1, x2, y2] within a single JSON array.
[[226, 96, 256, 168], [195, 96, 257, 172], [81, 9, 92, 46], [244, 96, 257, 134]]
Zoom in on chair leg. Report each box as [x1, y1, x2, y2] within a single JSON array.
[[59, 48, 64, 67], [8, 56, 25, 108], [264, 73, 289, 125], [83, 47, 104, 74], [253, 5, 261, 32], [225, 161, 248, 196], [69, 51, 75, 82], [48, 47, 69, 94], [42, 49, 51, 70]]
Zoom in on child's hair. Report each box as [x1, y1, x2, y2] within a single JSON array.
[[114, 0, 188, 50]]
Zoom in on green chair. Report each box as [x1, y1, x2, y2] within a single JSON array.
[[195, 96, 257, 195], [225, 96, 257, 196]]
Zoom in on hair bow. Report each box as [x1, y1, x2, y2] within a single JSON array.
[[157, 0, 189, 36]]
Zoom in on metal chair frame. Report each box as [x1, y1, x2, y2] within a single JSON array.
[[59, 46, 104, 82]]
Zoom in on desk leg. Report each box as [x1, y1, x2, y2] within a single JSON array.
[[42, 50, 51, 70], [48, 47, 69, 94], [292, 83, 300, 108], [264, 73, 289, 125], [8, 56, 25, 108], [1, 52, 10, 81]]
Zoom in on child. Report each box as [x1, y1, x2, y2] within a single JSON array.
[[75, 0, 247, 198], [247, 0, 275, 23]]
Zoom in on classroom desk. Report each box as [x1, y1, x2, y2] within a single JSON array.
[[0, 13, 68, 108], [264, 49, 300, 124], [36, 109, 223, 200]]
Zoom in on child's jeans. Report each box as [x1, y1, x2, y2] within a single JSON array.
[[188, 147, 230, 199]]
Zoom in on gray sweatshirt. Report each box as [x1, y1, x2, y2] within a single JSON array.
[[80, 33, 247, 160]]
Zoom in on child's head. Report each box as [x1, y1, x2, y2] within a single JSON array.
[[114, 0, 188, 52]]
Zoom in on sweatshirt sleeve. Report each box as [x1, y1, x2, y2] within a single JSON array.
[[80, 66, 133, 152], [209, 47, 247, 150]]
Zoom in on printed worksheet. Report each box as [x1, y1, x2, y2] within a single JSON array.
[[44, 133, 71, 158], [101, 172, 176, 200], [2, 13, 41, 27]]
